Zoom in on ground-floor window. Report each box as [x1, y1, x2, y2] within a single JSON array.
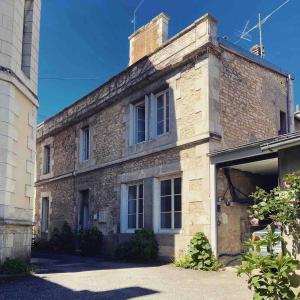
[[128, 183, 144, 229], [160, 177, 182, 230], [41, 197, 49, 233]]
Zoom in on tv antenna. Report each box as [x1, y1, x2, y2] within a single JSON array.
[[131, 0, 145, 33], [236, 0, 290, 57]]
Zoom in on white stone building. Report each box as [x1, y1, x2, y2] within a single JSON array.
[[0, 0, 41, 263]]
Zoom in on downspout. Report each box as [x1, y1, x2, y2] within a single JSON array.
[[287, 74, 294, 133]]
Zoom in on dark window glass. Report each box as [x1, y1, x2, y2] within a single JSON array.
[[136, 103, 146, 143], [128, 183, 143, 229], [161, 180, 171, 196], [161, 213, 172, 229], [174, 212, 182, 229]]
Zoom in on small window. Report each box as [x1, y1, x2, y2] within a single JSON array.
[[160, 177, 181, 230], [156, 90, 170, 136], [134, 101, 146, 143], [80, 126, 90, 161], [279, 111, 287, 135], [127, 183, 144, 230], [79, 190, 89, 230], [43, 145, 51, 174], [41, 197, 49, 233]]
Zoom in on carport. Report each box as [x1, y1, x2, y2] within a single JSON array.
[[209, 138, 279, 260]]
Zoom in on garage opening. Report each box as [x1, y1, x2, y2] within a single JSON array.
[[216, 157, 278, 263]]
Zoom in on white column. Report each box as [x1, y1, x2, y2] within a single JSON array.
[[209, 162, 217, 255]]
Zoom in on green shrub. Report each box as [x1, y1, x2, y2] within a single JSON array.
[[78, 227, 102, 256], [115, 229, 158, 261], [238, 228, 298, 300], [48, 222, 75, 253], [60, 222, 75, 253], [1, 259, 31, 275], [175, 232, 220, 271]]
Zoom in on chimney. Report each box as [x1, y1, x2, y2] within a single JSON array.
[[129, 13, 169, 65], [250, 44, 265, 57]]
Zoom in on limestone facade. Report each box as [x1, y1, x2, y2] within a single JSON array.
[[0, 0, 41, 263], [35, 13, 291, 259]]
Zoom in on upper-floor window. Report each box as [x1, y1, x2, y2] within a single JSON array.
[[156, 89, 170, 136], [80, 126, 90, 161], [160, 177, 181, 230], [43, 145, 51, 174], [134, 101, 147, 144], [279, 111, 287, 135], [128, 183, 144, 230]]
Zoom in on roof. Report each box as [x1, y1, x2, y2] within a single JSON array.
[[209, 131, 300, 165], [218, 38, 294, 79]]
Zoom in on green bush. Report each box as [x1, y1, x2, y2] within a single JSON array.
[[78, 227, 102, 256], [60, 222, 75, 253], [1, 259, 31, 275], [238, 228, 298, 300], [115, 229, 158, 261], [175, 232, 220, 271], [48, 222, 75, 253]]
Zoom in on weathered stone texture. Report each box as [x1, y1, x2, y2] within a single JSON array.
[[219, 51, 288, 148], [35, 178, 75, 237]]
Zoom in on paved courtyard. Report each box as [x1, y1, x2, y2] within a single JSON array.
[[0, 253, 252, 300]]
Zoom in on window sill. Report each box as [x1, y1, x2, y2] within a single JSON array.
[[156, 229, 182, 235]]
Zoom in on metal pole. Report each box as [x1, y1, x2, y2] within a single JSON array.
[[258, 13, 264, 57]]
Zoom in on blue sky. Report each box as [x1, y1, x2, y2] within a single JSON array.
[[38, 0, 300, 122]]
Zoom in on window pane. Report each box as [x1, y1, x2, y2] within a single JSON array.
[[157, 121, 164, 135], [136, 104, 145, 143], [161, 196, 171, 212], [161, 180, 171, 196], [128, 214, 136, 229], [174, 195, 181, 212], [174, 178, 182, 194], [138, 184, 143, 198], [161, 213, 171, 229], [128, 200, 136, 214], [157, 95, 164, 135], [138, 198, 143, 213], [128, 186, 137, 200], [41, 198, 49, 232], [174, 212, 182, 229], [138, 213, 143, 228], [166, 91, 170, 132]]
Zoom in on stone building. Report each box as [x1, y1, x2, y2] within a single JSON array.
[[0, 0, 41, 263], [35, 13, 295, 259]]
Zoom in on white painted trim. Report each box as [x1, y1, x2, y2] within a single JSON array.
[[153, 175, 182, 233], [209, 162, 217, 255]]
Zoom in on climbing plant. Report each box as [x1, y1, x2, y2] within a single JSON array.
[[238, 171, 300, 300]]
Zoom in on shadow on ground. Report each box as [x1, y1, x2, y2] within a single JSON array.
[[0, 275, 158, 300], [31, 251, 166, 274]]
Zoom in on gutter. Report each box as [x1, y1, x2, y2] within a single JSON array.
[[261, 136, 300, 153]]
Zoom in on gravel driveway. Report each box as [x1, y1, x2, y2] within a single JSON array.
[[0, 253, 252, 300]]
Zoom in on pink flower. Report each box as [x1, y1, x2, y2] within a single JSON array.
[[250, 218, 259, 226]]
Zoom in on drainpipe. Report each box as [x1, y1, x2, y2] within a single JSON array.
[[287, 74, 295, 133]]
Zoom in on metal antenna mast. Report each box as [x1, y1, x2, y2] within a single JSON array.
[[132, 0, 145, 33], [236, 0, 290, 56]]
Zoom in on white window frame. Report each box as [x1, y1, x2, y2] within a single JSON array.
[[130, 97, 149, 145], [155, 89, 170, 137], [80, 126, 90, 161], [153, 175, 182, 234], [120, 182, 144, 233], [43, 144, 51, 175]]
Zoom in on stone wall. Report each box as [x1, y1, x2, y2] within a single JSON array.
[[216, 168, 265, 254], [218, 50, 288, 149]]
